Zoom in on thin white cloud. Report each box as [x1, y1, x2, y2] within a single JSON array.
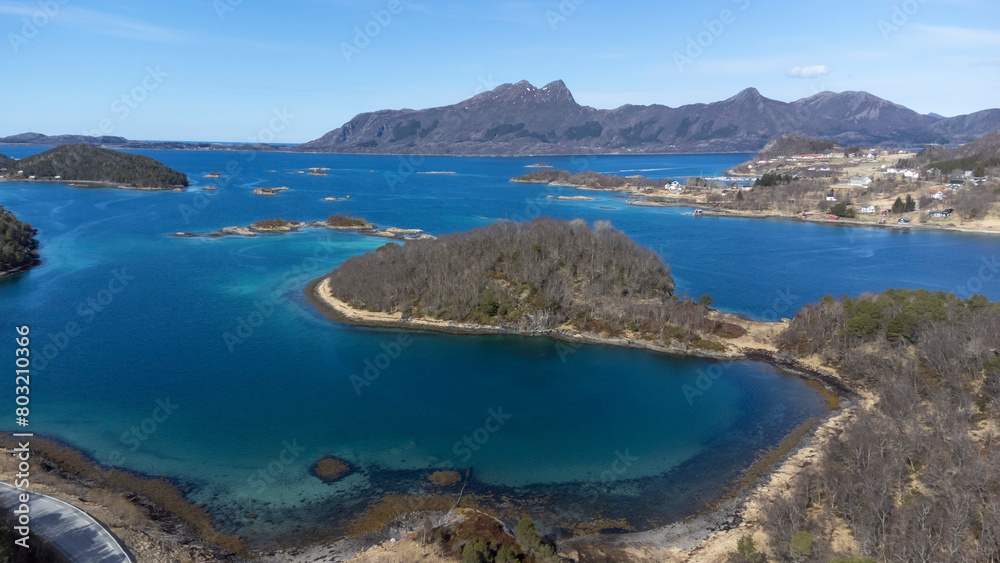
[[0, 3, 192, 42], [788, 65, 829, 79]]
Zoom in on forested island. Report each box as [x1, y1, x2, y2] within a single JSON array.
[[1, 143, 188, 189], [314, 218, 751, 356], [0, 206, 40, 277], [512, 169, 672, 191]]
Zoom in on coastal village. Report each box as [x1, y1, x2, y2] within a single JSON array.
[[613, 135, 1000, 234]]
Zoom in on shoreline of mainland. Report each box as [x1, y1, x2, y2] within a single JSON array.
[[294, 274, 860, 562]]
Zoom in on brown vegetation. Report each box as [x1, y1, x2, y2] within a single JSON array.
[[312, 456, 351, 482], [325, 218, 733, 350], [326, 214, 374, 228], [428, 470, 462, 486], [0, 436, 246, 556], [513, 169, 671, 190], [756, 289, 1000, 562], [249, 218, 297, 230]]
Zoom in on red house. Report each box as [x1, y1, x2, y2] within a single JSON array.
[[826, 215, 840, 220], [880, 209, 890, 216]]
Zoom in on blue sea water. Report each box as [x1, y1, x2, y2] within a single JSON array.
[[1, 148, 997, 541]]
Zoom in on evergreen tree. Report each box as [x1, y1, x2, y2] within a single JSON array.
[[891, 197, 905, 214]]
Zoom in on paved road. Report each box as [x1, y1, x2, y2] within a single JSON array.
[[0, 481, 133, 562]]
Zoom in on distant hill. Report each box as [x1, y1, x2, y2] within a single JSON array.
[[6, 83, 1000, 156], [0, 132, 282, 152], [3, 144, 189, 188], [750, 135, 840, 161], [298, 81, 1000, 155], [906, 131, 1000, 175]]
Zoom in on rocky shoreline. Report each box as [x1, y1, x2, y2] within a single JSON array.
[[170, 217, 434, 241]]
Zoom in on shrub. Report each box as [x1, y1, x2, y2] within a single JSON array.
[[727, 534, 765, 563], [462, 538, 492, 563], [515, 517, 541, 553], [790, 531, 812, 562], [495, 546, 520, 563]]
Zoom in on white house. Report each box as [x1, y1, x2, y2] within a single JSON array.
[[860, 205, 877, 214], [903, 169, 920, 180], [826, 195, 838, 202], [665, 181, 683, 191], [849, 176, 872, 187], [932, 191, 946, 200]]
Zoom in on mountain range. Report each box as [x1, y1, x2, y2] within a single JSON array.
[[4, 81, 1000, 155]]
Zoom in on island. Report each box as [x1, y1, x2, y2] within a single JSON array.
[[546, 195, 596, 201], [171, 214, 433, 241], [0, 143, 188, 189], [310, 218, 755, 357], [0, 206, 40, 278], [512, 169, 671, 191], [252, 186, 289, 196]]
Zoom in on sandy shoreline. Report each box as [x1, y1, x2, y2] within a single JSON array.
[[310, 277, 755, 361]]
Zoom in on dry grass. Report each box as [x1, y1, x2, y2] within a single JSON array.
[[347, 495, 457, 537], [0, 436, 247, 556]]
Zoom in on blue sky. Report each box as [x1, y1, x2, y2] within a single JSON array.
[[2, 0, 998, 142]]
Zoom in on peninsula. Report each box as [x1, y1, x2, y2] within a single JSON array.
[[515, 133, 1000, 235], [1, 143, 189, 189]]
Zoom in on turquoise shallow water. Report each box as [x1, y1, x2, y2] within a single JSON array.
[[1, 148, 996, 541]]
